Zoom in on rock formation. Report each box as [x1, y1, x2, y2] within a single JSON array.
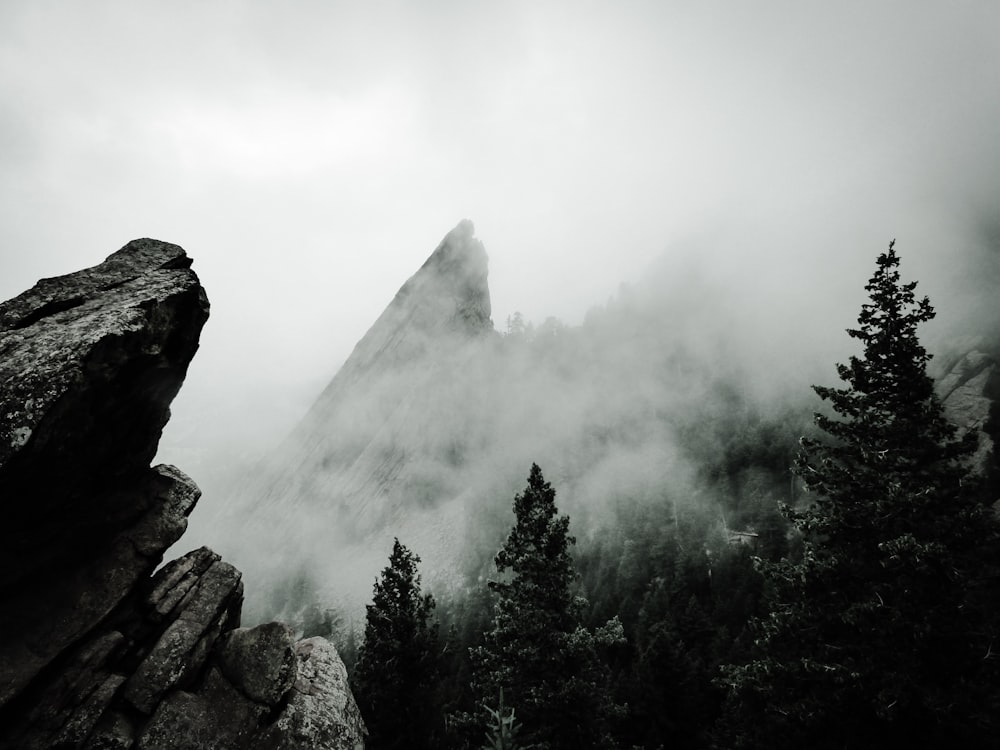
[[0, 240, 364, 749], [284, 216, 495, 517], [225, 220, 500, 616]]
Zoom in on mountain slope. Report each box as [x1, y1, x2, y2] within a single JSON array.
[[223, 221, 500, 614], [216, 223, 999, 628]]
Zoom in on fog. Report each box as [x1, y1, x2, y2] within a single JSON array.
[[189, 214, 997, 626], [1, 2, 998, 619]]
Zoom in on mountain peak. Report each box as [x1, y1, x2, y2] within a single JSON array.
[[229, 223, 498, 583], [400, 218, 491, 334], [338, 221, 493, 377]]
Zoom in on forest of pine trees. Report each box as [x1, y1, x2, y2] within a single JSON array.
[[345, 245, 1000, 749]]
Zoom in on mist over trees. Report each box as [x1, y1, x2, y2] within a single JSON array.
[[217, 232, 825, 631], [351, 538, 441, 749], [170, 214, 1000, 748], [334, 244, 1000, 749], [471, 464, 624, 750]]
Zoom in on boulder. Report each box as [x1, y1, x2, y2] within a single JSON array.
[[0, 466, 199, 710], [3, 631, 126, 750], [134, 668, 265, 750], [256, 637, 367, 750], [216, 622, 298, 706]]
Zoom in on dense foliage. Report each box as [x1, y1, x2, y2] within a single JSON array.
[[472, 464, 624, 750], [341, 244, 998, 749], [721, 243, 1000, 748], [351, 538, 441, 749]]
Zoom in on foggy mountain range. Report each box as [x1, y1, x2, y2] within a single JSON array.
[[4, 4, 1000, 745], [179, 219, 1000, 625]]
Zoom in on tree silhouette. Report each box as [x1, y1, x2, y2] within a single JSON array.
[[473, 463, 623, 750], [722, 242, 1000, 748], [352, 538, 440, 749]]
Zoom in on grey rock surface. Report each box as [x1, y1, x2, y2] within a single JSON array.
[[257, 637, 367, 750], [940, 350, 997, 482], [0, 239, 209, 708], [0, 239, 209, 591], [0, 466, 198, 711], [217, 622, 298, 706], [81, 708, 136, 750], [124, 553, 243, 714], [135, 668, 264, 750], [0, 241, 365, 749]]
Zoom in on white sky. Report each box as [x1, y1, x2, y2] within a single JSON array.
[[2, 1, 999, 474]]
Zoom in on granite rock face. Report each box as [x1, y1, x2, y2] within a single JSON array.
[[255, 638, 367, 750], [0, 240, 209, 589], [0, 241, 364, 749], [0, 239, 210, 707]]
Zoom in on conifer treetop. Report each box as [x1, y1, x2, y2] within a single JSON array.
[[720, 241, 999, 749], [796, 240, 975, 532]]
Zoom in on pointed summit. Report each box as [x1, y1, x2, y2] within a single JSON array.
[[323, 220, 493, 381], [410, 218, 490, 331], [381, 219, 491, 337], [233, 222, 497, 559]]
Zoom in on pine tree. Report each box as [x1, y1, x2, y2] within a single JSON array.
[[351, 538, 440, 749], [721, 242, 1000, 748], [472, 464, 624, 750]]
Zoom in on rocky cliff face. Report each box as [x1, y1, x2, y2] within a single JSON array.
[[0, 241, 364, 749], [940, 348, 1000, 503]]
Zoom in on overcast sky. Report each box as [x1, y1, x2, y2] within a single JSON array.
[[2, 1, 999, 474]]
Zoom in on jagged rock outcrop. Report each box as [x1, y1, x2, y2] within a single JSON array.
[[255, 638, 367, 750], [0, 240, 210, 708], [289, 218, 493, 477], [0, 241, 364, 749]]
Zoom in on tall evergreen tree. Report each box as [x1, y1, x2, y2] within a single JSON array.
[[352, 538, 440, 749], [721, 242, 1000, 748], [472, 463, 624, 750]]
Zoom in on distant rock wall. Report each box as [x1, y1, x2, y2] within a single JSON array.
[[940, 348, 1000, 504], [0, 241, 364, 749], [225, 221, 499, 615]]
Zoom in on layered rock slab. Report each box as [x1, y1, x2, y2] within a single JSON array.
[[0, 239, 209, 588], [0, 465, 199, 711], [0, 239, 209, 706], [0, 240, 364, 748]]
